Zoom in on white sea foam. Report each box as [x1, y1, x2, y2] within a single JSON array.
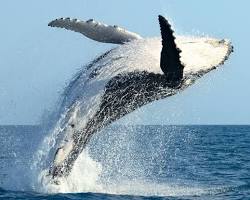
[[36, 147, 213, 197], [37, 150, 102, 193], [32, 123, 219, 197]]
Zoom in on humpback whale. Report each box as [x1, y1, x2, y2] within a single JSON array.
[[46, 15, 233, 180]]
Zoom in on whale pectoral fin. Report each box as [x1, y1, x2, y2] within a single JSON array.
[[48, 18, 84, 34], [158, 15, 184, 83], [48, 18, 142, 44]]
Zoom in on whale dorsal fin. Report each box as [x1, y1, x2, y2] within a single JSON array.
[[158, 15, 184, 82], [48, 17, 142, 44]]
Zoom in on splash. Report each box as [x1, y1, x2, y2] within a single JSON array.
[[32, 125, 222, 197], [37, 150, 102, 193]]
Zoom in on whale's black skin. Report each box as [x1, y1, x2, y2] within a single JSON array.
[[48, 15, 233, 179]]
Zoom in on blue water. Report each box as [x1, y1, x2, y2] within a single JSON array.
[[0, 125, 249, 199]]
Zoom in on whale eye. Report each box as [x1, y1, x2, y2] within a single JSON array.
[[86, 19, 94, 23]]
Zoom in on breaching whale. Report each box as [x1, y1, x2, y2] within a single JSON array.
[[46, 15, 233, 180]]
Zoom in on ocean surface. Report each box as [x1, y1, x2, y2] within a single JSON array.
[[0, 125, 249, 199]]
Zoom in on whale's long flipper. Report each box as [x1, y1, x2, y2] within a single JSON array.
[[48, 18, 142, 44], [158, 15, 184, 83]]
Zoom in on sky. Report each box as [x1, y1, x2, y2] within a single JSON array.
[[0, 0, 249, 125]]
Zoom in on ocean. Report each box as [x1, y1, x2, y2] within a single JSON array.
[[0, 125, 249, 199]]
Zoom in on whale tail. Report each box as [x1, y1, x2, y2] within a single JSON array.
[[158, 15, 184, 83]]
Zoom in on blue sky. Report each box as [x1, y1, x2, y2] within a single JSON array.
[[0, 0, 249, 125]]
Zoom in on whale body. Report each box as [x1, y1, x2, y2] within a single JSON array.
[[45, 15, 233, 180]]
